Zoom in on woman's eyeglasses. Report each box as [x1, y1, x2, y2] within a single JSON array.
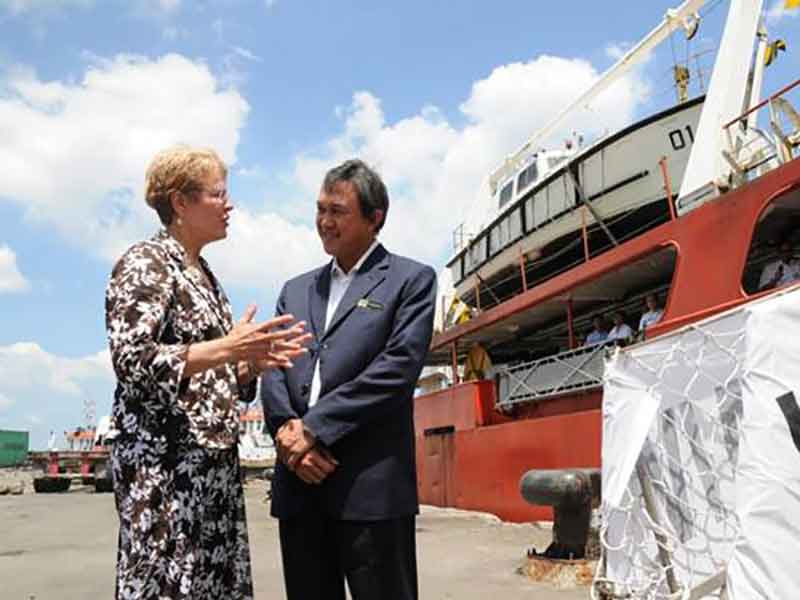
[[204, 187, 229, 203]]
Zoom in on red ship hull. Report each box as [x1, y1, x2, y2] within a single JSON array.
[[414, 155, 800, 522]]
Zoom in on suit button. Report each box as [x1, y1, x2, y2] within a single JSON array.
[[301, 384, 310, 396]]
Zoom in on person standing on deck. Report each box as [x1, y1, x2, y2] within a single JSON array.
[[638, 294, 664, 332], [607, 310, 634, 343], [584, 315, 609, 346]]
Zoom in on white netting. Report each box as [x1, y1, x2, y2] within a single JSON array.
[[593, 317, 747, 600], [596, 288, 800, 599]]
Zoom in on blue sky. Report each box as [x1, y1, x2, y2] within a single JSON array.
[[1, 0, 798, 449]]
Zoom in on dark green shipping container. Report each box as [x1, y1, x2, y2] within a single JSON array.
[[0, 430, 29, 467]]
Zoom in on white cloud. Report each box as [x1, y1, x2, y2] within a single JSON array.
[[0, 49, 648, 300], [162, 25, 187, 40], [287, 54, 648, 266], [232, 46, 262, 63], [0, 51, 319, 297], [0, 392, 13, 411], [219, 47, 261, 87], [205, 208, 326, 295], [0, 244, 30, 293], [3, 0, 92, 15], [157, 0, 179, 11], [132, 0, 180, 16], [0, 53, 249, 262], [766, 1, 799, 25], [212, 18, 224, 41], [605, 42, 632, 61], [0, 343, 113, 398], [0, 342, 115, 447], [237, 165, 265, 178]]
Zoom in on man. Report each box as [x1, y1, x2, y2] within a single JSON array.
[[607, 310, 633, 343], [261, 159, 436, 600], [584, 315, 608, 346], [759, 240, 800, 291]]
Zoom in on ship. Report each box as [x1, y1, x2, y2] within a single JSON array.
[[238, 406, 277, 466], [413, 0, 800, 522], [31, 409, 274, 493]]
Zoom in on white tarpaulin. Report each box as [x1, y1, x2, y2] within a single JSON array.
[[600, 287, 800, 599]]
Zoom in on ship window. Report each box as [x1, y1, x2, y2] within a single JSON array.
[[470, 237, 486, 268], [499, 182, 514, 208], [741, 185, 800, 294], [524, 197, 534, 232], [490, 226, 501, 255], [464, 246, 474, 272], [534, 191, 548, 226], [509, 209, 522, 241], [499, 217, 510, 246], [454, 256, 464, 281], [518, 162, 538, 190]]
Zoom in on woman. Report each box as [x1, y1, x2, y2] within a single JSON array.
[[105, 145, 308, 599], [638, 293, 664, 332]]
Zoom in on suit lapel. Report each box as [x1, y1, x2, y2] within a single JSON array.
[[309, 264, 332, 338], [322, 246, 389, 341]]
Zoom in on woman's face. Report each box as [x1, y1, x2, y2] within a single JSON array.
[[181, 169, 232, 247]]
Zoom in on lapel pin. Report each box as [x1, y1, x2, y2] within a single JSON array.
[[357, 298, 384, 310]]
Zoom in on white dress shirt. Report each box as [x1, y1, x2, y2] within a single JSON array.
[[308, 239, 380, 408], [607, 322, 633, 341], [638, 309, 663, 331]]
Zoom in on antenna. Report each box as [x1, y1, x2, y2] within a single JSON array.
[[83, 397, 96, 429]]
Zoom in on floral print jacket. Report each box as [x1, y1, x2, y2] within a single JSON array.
[[106, 229, 254, 450]]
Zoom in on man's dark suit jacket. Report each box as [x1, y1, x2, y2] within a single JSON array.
[[260, 244, 436, 521]]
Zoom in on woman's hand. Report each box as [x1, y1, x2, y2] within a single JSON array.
[[183, 304, 311, 380], [233, 305, 312, 382], [227, 304, 311, 362]]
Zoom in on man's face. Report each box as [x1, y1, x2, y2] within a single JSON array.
[[780, 242, 793, 261], [316, 181, 381, 267]]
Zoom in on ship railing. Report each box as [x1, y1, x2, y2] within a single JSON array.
[[722, 78, 800, 187], [495, 341, 614, 407]]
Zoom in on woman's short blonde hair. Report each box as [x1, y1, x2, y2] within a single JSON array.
[[145, 145, 227, 225]]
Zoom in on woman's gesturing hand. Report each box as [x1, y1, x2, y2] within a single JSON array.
[[232, 305, 312, 376], [184, 305, 312, 381]]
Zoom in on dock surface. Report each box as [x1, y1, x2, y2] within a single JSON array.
[[0, 483, 588, 599]]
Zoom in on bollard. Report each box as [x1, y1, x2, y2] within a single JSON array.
[[519, 468, 600, 560]]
